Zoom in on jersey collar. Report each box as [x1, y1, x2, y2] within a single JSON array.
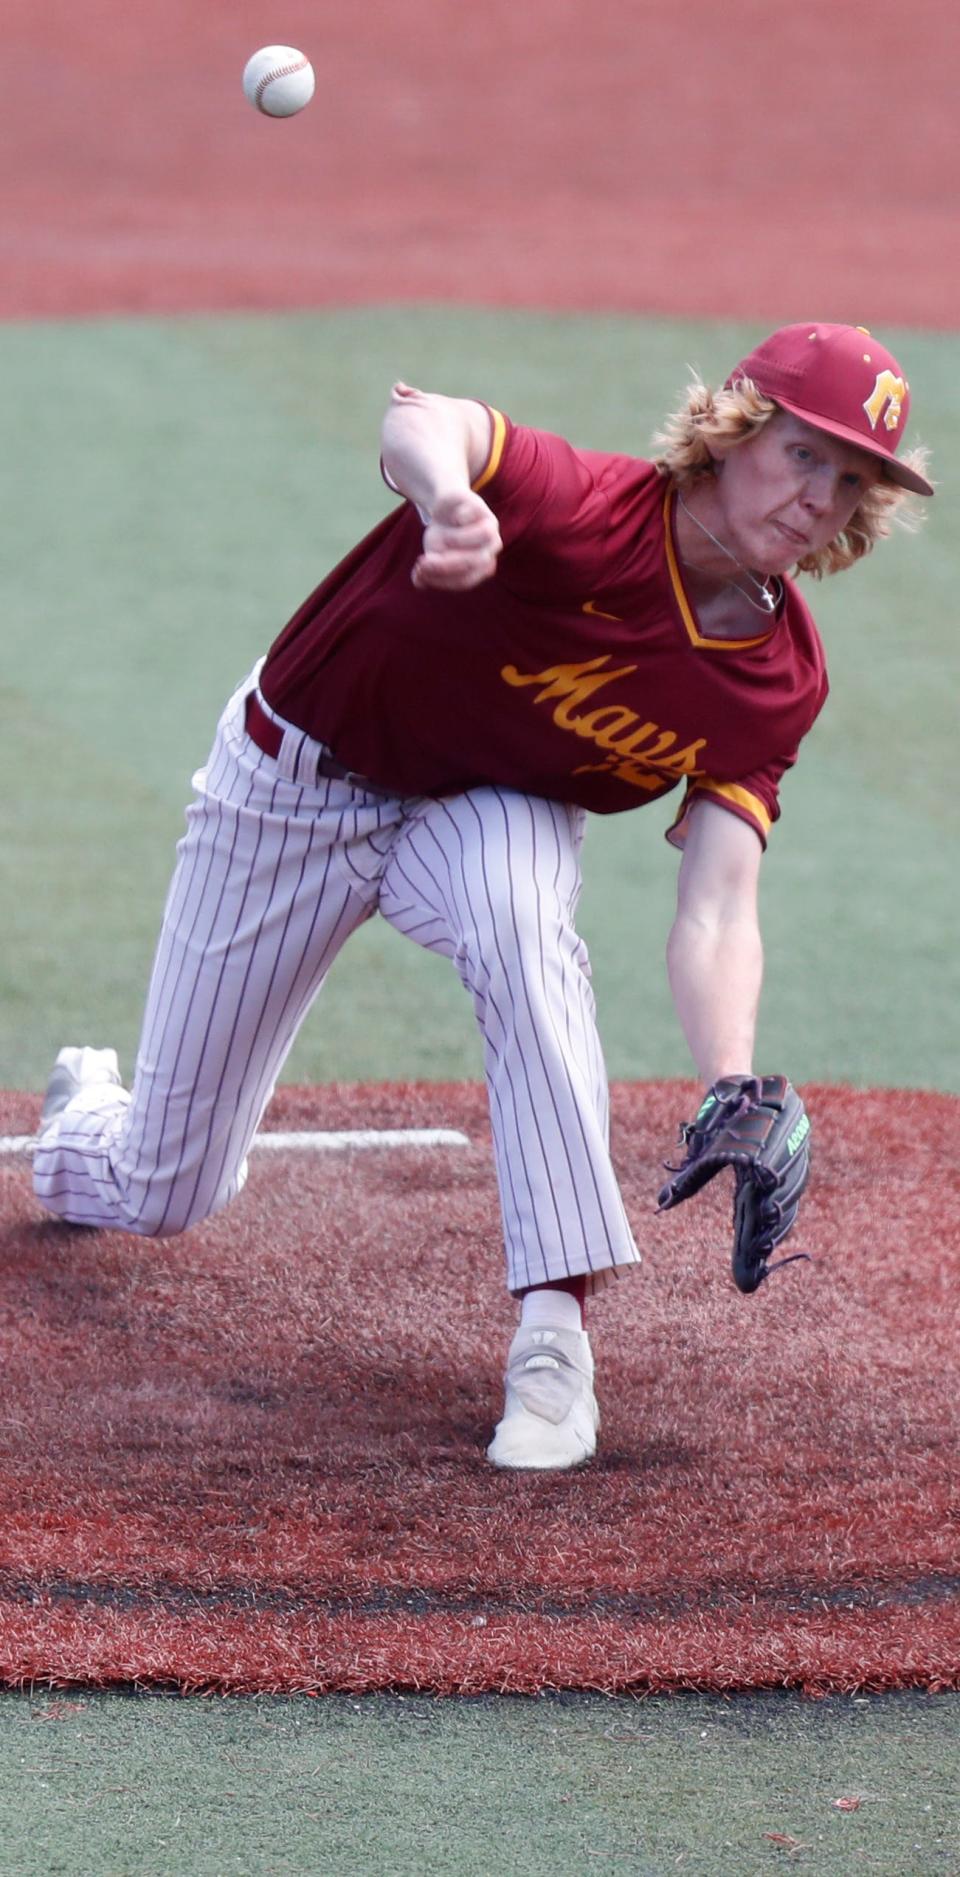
[[662, 485, 777, 652]]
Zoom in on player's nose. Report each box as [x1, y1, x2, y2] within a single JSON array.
[[800, 467, 835, 515]]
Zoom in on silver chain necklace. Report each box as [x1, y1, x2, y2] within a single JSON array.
[[677, 491, 782, 616]]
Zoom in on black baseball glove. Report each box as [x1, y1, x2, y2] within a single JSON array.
[[657, 1074, 812, 1293]]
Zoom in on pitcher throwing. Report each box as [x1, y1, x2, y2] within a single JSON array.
[[34, 324, 932, 1469]]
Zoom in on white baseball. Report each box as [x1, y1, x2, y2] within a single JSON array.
[[242, 45, 315, 118]]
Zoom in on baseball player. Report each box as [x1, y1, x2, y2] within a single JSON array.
[[34, 323, 931, 1470]]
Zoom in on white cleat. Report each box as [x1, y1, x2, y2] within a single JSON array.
[[40, 1046, 123, 1130], [487, 1324, 599, 1470]]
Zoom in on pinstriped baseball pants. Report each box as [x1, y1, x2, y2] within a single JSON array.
[[33, 670, 641, 1294]]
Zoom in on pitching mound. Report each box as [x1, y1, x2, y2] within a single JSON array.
[[0, 1080, 956, 1695]]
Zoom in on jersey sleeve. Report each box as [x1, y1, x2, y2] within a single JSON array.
[[381, 405, 598, 553], [472, 411, 616, 584], [664, 755, 796, 852], [666, 616, 829, 852]]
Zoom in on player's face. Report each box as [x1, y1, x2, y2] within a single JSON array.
[[713, 412, 881, 573]]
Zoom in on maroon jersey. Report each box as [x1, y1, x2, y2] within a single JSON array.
[[259, 410, 829, 847]]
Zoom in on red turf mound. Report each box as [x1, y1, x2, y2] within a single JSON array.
[[0, 1081, 957, 1695]]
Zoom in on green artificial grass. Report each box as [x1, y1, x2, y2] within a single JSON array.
[[3, 306, 956, 1094], [1, 1689, 957, 1877]]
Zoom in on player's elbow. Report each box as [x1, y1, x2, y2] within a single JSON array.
[[675, 871, 760, 938], [667, 899, 764, 977]]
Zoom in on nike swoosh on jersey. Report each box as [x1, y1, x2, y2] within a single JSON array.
[[582, 599, 623, 621]]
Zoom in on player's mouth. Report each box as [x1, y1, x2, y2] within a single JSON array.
[[771, 520, 809, 548]]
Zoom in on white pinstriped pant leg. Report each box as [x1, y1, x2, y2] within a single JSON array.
[[33, 674, 404, 1234], [378, 787, 641, 1294]]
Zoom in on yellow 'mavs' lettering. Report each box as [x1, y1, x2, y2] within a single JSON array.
[[502, 656, 638, 719], [501, 657, 707, 783]]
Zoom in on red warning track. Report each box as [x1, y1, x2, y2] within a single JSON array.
[[0, 1081, 957, 1695], [5, 0, 958, 327]]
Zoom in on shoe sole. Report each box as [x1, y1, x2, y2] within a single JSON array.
[[486, 1397, 599, 1471]]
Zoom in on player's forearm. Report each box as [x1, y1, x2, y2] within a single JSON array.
[[382, 384, 503, 591], [666, 908, 764, 1086], [380, 382, 483, 514]]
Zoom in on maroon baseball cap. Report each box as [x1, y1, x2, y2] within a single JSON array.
[[727, 323, 933, 496]]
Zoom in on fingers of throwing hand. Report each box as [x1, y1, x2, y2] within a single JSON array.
[[422, 504, 501, 554], [412, 503, 502, 590], [411, 546, 501, 591]]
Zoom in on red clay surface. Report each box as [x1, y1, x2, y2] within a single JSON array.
[[6, 0, 958, 327], [0, 1081, 957, 1695]]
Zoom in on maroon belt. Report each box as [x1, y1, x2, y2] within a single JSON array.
[[244, 693, 392, 795]]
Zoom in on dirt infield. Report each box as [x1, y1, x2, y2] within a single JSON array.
[[7, 0, 958, 326], [1, 1081, 957, 1695]]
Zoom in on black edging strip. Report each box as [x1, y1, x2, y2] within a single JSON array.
[[0, 1571, 957, 1623]]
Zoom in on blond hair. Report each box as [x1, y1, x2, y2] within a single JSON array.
[[652, 374, 929, 577]]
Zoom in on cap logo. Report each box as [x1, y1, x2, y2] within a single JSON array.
[[863, 369, 906, 434]]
